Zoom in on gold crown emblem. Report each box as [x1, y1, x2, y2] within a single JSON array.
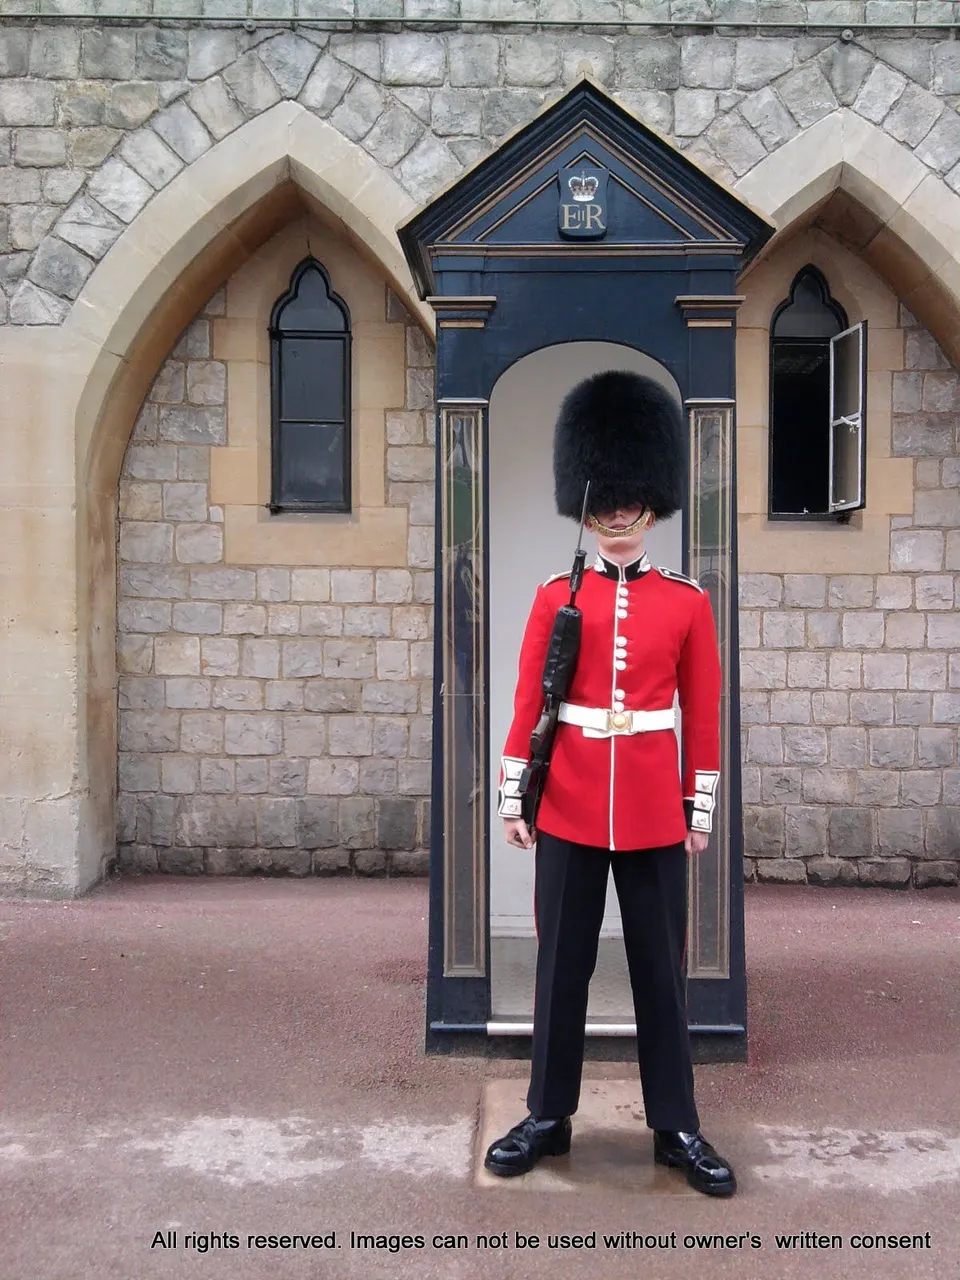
[[568, 172, 599, 202]]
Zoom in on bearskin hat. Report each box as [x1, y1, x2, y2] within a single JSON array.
[[553, 370, 685, 521]]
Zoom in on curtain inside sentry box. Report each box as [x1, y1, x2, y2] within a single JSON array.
[[398, 77, 774, 1063]]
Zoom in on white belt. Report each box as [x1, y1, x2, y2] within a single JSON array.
[[559, 703, 676, 737]]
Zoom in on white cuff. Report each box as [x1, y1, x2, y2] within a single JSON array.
[[498, 756, 527, 818], [686, 770, 719, 834]]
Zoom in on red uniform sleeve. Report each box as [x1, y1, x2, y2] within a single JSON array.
[[676, 588, 722, 834], [497, 584, 556, 819]]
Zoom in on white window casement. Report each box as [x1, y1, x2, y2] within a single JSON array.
[[768, 266, 868, 523]]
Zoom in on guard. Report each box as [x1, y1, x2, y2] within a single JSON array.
[[484, 370, 736, 1196]]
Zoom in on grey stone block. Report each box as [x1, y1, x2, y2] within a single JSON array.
[[361, 682, 420, 714], [299, 56, 353, 117], [892, 415, 952, 455], [303, 679, 361, 713], [909, 653, 947, 691], [160, 756, 199, 795], [136, 29, 187, 80], [743, 801, 786, 857], [81, 30, 137, 80], [806, 612, 840, 649], [740, 651, 787, 690], [187, 78, 245, 141], [212, 678, 263, 711], [353, 850, 387, 875], [343, 607, 391, 638], [224, 714, 282, 756], [119, 752, 161, 792], [118, 634, 154, 675], [323, 640, 376, 680], [162, 482, 207, 522], [802, 766, 856, 804], [330, 79, 385, 142], [174, 524, 222, 566], [805, 857, 858, 887], [179, 713, 224, 755], [258, 32, 320, 98], [307, 758, 359, 796], [738, 574, 781, 608], [171, 602, 222, 635], [236, 759, 269, 794], [783, 727, 828, 765], [158, 406, 225, 446], [26, 237, 93, 301], [829, 727, 870, 762], [151, 102, 212, 165], [222, 51, 282, 116], [842, 612, 884, 648], [190, 568, 256, 601], [187, 29, 238, 79], [449, 34, 500, 87], [810, 691, 848, 724], [119, 676, 166, 710], [398, 760, 431, 795], [359, 757, 397, 795], [339, 796, 375, 849], [156, 848, 204, 876], [390, 850, 429, 877], [884, 83, 942, 148], [120, 710, 180, 753], [828, 807, 875, 860], [282, 715, 324, 756], [918, 729, 955, 768], [136, 795, 177, 846], [86, 157, 153, 224], [895, 692, 932, 726], [868, 727, 915, 768], [818, 41, 873, 106], [327, 714, 374, 756], [857, 859, 911, 888], [15, 127, 66, 166], [363, 105, 423, 168], [874, 38, 933, 88], [56, 196, 124, 260], [119, 522, 174, 565], [849, 692, 894, 725], [852, 61, 905, 124], [884, 613, 925, 650], [119, 127, 183, 189], [177, 796, 256, 847], [504, 36, 560, 88], [118, 600, 172, 635], [770, 690, 811, 724], [901, 771, 942, 808], [200, 759, 234, 793], [913, 862, 959, 888], [760, 767, 801, 804], [376, 797, 417, 850], [788, 653, 828, 690], [165, 677, 211, 710], [757, 860, 808, 890], [256, 797, 297, 848], [299, 798, 339, 848], [374, 716, 410, 758], [778, 62, 838, 128], [924, 807, 960, 858], [762, 610, 805, 648], [862, 653, 907, 690]]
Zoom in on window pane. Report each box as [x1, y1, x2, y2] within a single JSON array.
[[276, 265, 346, 332], [770, 341, 829, 515], [277, 421, 347, 508], [280, 338, 346, 422], [773, 270, 845, 339], [831, 419, 861, 511], [831, 327, 862, 420]]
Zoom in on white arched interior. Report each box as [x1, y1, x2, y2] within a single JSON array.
[[487, 341, 683, 1022]]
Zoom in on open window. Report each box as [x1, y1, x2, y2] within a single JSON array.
[[270, 258, 352, 513], [768, 266, 867, 522]]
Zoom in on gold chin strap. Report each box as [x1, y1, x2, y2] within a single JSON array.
[[587, 510, 651, 538]]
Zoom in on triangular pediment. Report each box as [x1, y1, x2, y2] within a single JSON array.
[[399, 79, 773, 297]]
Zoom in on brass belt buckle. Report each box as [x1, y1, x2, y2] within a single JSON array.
[[606, 709, 630, 733]]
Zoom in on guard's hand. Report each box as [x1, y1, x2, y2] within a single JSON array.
[[504, 817, 535, 849], [685, 830, 709, 856]]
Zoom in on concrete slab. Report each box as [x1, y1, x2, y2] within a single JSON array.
[[475, 1079, 702, 1195]]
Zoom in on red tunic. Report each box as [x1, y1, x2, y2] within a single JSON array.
[[498, 552, 721, 851]]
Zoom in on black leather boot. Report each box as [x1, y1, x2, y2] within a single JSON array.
[[484, 1115, 572, 1177], [653, 1130, 737, 1196]]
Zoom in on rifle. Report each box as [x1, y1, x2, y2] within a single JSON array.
[[518, 483, 591, 830]]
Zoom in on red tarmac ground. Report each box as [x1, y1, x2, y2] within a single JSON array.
[[1, 876, 958, 1280]]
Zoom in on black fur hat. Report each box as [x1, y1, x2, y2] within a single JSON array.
[[553, 370, 685, 521]]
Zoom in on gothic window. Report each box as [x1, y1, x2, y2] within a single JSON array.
[[270, 258, 351, 513], [769, 265, 868, 521]]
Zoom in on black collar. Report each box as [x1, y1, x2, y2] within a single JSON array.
[[593, 551, 652, 582]]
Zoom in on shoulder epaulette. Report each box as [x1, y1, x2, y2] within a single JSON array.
[[541, 570, 572, 587], [656, 566, 703, 592]]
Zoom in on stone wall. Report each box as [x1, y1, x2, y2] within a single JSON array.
[[115, 274, 436, 877], [741, 302, 959, 890], [3, 21, 960, 326]]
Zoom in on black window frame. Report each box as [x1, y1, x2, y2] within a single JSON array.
[[269, 257, 352, 515], [767, 264, 866, 524]]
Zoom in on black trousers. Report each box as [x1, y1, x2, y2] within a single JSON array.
[[526, 832, 700, 1133]]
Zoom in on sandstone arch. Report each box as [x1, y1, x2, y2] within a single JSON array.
[[734, 109, 960, 364], [60, 104, 428, 894]]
